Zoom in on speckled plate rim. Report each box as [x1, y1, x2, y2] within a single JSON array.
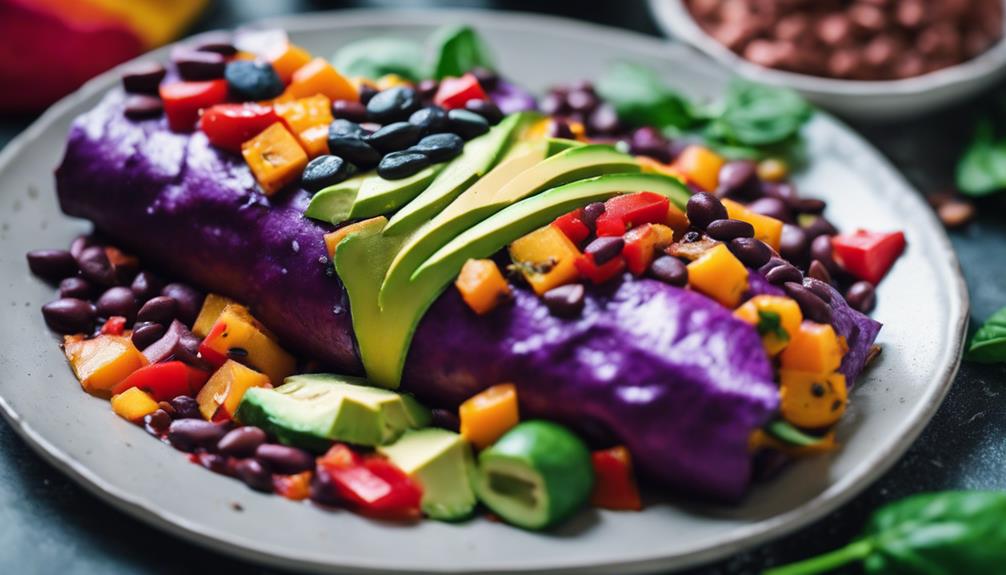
[[0, 9, 968, 574]]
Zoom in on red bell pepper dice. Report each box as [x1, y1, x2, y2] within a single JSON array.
[[433, 73, 488, 110], [605, 192, 670, 228], [317, 445, 423, 520], [622, 224, 659, 276], [575, 253, 625, 284], [112, 360, 191, 402], [552, 208, 590, 245], [594, 212, 627, 237], [199, 103, 279, 153], [198, 321, 229, 368], [160, 79, 229, 132], [831, 230, 906, 285], [590, 446, 642, 511], [100, 316, 127, 336]]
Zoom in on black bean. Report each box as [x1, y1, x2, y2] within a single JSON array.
[[59, 277, 94, 300], [783, 282, 832, 324], [366, 86, 420, 123], [810, 234, 843, 276], [540, 92, 568, 115], [169, 395, 202, 420], [69, 235, 95, 259], [410, 132, 464, 163], [802, 277, 834, 303], [802, 216, 839, 240], [131, 322, 166, 350], [649, 255, 689, 286], [715, 161, 757, 198], [779, 224, 810, 265], [628, 126, 671, 162], [581, 202, 606, 231], [727, 237, 772, 269], [543, 284, 586, 318], [587, 103, 621, 135], [130, 271, 163, 302], [161, 283, 204, 325], [464, 99, 503, 125], [808, 260, 833, 285], [27, 249, 78, 282], [377, 150, 431, 180], [174, 330, 206, 368], [121, 61, 166, 95], [762, 181, 798, 203], [470, 67, 499, 91], [167, 419, 228, 452], [41, 298, 95, 334], [446, 109, 490, 140], [76, 246, 116, 286], [331, 99, 368, 122], [706, 219, 754, 241], [136, 295, 176, 325], [96, 287, 137, 322], [196, 453, 232, 475], [224, 60, 284, 101], [747, 197, 791, 223], [416, 79, 439, 100], [547, 118, 575, 139], [567, 89, 599, 113], [409, 105, 450, 134], [123, 95, 164, 119], [585, 237, 624, 265], [255, 444, 314, 474], [686, 192, 728, 229], [235, 458, 274, 492], [328, 118, 367, 139], [845, 281, 877, 313], [357, 84, 378, 105], [173, 48, 226, 81], [327, 135, 381, 171], [793, 198, 826, 214], [766, 263, 803, 285], [366, 121, 422, 153], [301, 155, 356, 192], [143, 409, 172, 436], [759, 256, 786, 275], [194, 32, 237, 56], [217, 426, 267, 457], [430, 408, 460, 432]]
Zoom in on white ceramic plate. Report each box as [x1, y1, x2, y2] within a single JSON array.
[[0, 9, 967, 575], [647, 0, 1006, 121]]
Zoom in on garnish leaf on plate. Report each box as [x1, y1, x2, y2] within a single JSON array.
[[956, 118, 1006, 197], [427, 25, 495, 79], [967, 305, 1006, 363], [706, 81, 812, 147], [596, 62, 698, 131], [332, 37, 425, 82]]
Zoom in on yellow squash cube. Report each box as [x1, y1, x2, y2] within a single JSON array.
[[672, 145, 725, 192], [275, 95, 334, 158], [197, 360, 271, 421], [455, 259, 511, 315], [241, 122, 309, 196], [780, 321, 844, 374], [686, 243, 749, 308], [723, 199, 783, 251], [508, 225, 582, 295], [459, 383, 520, 449], [64, 335, 148, 398], [111, 387, 160, 422], [201, 305, 295, 384], [734, 295, 803, 356], [779, 370, 848, 429], [192, 293, 239, 338]]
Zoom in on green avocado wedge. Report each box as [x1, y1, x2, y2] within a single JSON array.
[[303, 174, 367, 224], [348, 164, 444, 221]]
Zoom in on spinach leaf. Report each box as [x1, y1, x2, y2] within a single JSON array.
[[332, 37, 425, 82], [956, 119, 1006, 197], [765, 491, 1006, 575], [708, 81, 812, 147], [967, 305, 1006, 363], [596, 62, 698, 130], [427, 25, 495, 79], [756, 310, 790, 343]]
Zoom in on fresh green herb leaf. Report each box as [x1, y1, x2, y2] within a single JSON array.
[[427, 25, 495, 79], [756, 310, 789, 343], [596, 62, 698, 130], [765, 491, 1006, 575], [967, 305, 1006, 363], [956, 119, 1006, 197], [764, 420, 827, 448], [332, 37, 425, 82], [708, 81, 812, 147]]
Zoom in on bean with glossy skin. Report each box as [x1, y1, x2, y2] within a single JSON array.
[[173, 49, 226, 81], [194, 33, 236, 56], [802, 277, 834, 303], [366, 86, 420, 123], [802, 215, 839, 240], [41, 298, 96, 334], [687, 192, 728, 229], [167, 419, 229, 452], [715, 161, 756, 198], [136, 295, 176, 325], [464, 99, 503, 125], [224, 60, 284, 101], [567, 89, 599, 113], [131, 321, 166, 350], [765, 262, 803, 285], [779, 224, 809, 265], [96, 287, 137, 322], [76, 246, 116, 286], [121, 61, 166, 95], [587, 104, 620, 135], [649, 255, 689, 287], [255, 443, 314, 474], [762, 181, 798, 203], [143, 409, 172, 436], [161, 283, 203, 325], [447, 109, 490, 140], [130, 271, 164, 302], [628, 127, 669, 162], [581, 202, 605, 231], [410, 133, 464, 163], [783, 282, 832, 324], [59, 277, 94, 300], [706, 219, 754, 241], [366, 121, 422, 153], [746, 197, 791, 223], [169, 395, 202, 420], [808, 260, 833, 284], [547, 118, 574, 139], [542, 284, 585, 317], [792, 197, 826, 214], [27, 249, 78, 282], [357, 84, 378, 105], [301, 155, 356, 192], [728, 237, 773, 268], [217, 426, 267, 457], [123, 95, 164, 119], [331, 99, 368, 122], [409, 106, 449, 134], [430, 408, 460, 432], [328, 136, 381, 170], [585, 237, 624, 264], [235, 458, 274, 492], [845, 281, 877, 313], [377, 150, 432, 180], [810, 234, 843, 276], [416, 79, 439, 100]]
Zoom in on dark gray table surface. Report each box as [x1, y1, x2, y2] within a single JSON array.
[[1, 1, 1004, 574]]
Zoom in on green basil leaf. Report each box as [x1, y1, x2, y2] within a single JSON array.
[[596, 62, 697, 130], [764, 420, 827, 447], [756, 310, 789, 343], [427, 25, 495, 79], [956, 119, 1006, 197], [708, 81, 812, 147], [332, 37, 425, 82], [967, 305, 1006, 363]]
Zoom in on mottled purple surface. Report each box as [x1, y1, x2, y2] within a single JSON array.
[[489, 80, 538, 115], [55, 90, 878, 501]]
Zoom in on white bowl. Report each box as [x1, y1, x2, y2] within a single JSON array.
[[648, 0, 1006, 121]]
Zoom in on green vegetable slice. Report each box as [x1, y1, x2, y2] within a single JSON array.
[[956, 119, 1006, 197], [427, 25, 495, 79], [967, 305, 1006, 363]]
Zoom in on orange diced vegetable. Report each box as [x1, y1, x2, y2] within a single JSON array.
[[734, 295, 803, 356], [779, 370, 848, 429], [199, 304, 296, 384], [455, 259, 511, 315], [64, 334, 148, 397], [110, 387, 160, 422], [275, 95, 333, 158], [780, 321, 843, 373], [672, 145, 725, 192], [665, 203, 691, 237], [757, 158, 789, 182], [241, 122, 309, 196], [590, 446, 643, 511], [192, 293, 239, 338], [268, 43, 313, 84], [274, 471, 313, 500], [636, 156, 686, 181], [722, 199, 783, 251], [508, 225, 582, 295], [686, 243, 749, 308], [196, 359, 271, 422], [287, 57, 358, 102], [324, 217, 386, 259], [459, 383, 520, 449]]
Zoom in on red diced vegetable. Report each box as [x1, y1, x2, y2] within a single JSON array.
[[317, 444, 422, 521], [273, 471, 313, 501], [112, 360, 195, 402], [198, 320, 229, 368], [594, 212, 626, 237], [552, 208, 590, 245], [199, 103, 280, 153], [433, 73, 488, 110], [100, 316, 127, 336], [605, 192, 670, 228], [831, 230, 906, 285], [590, 446, 642, 511], [160, 79, 229, 132], [574, 253, 625, 284], [621, 224, 660, 276]]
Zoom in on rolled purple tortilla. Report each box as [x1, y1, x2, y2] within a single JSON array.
[[55, 91, 879, 501]]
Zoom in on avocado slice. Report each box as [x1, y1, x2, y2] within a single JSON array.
[[335, 172, 689, 389], [235, 373, 430, 451], [348, 164, 444, 221], [377, 428, 477, 521], [303, 174, 367, 224], [378, 143, 639, 308]]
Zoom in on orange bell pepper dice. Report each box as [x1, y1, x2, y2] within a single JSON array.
[[686, 243, 749, 308], [779, 369, 848, 429], [459, 383, 520, 449], [64, 334, 148, 397], [199, 304, 296, 385], [508, 225, 582, 295], [287, 57, 358, 102], [275, 95, 334, 158], [191, 293, 239, 338], [672, 145, 725, 192], [268, 43, 313, 84], [196, 359, 271, 422], [110, 387, 160, 423], [241, 122, 309, 196], [455, 259, 511, 315], [780, 321, 844, 373], [590, 446, 643, 511], [734, 295, 803, 356], [722, 199, 783, 251]]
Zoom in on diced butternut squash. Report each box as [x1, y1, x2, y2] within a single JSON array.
[[722, 199, 783, 251], [275, 95, 333, 158], [779, 370, 848, 429], [459, 383, 520, 449], [241, 122, 309, 196], [734, 295, 803, 356], [196, 360, 271, 422], [686, 243, 749, 308], [111, 387, 160, 422], [192, 293, 239, 338], [780, 321, 844, 374], [757, 157, 789, 182], [268, 43, 312, 84], [672, 145, 725, 192], [622, 223, 662, 275], [324, 217, 386, 260], [287, 57, 358, 102], [455, 259, 511, 315], [64, 335, 148, 397], [508, 225, 582, 295], [200, 304, 296, 384]]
